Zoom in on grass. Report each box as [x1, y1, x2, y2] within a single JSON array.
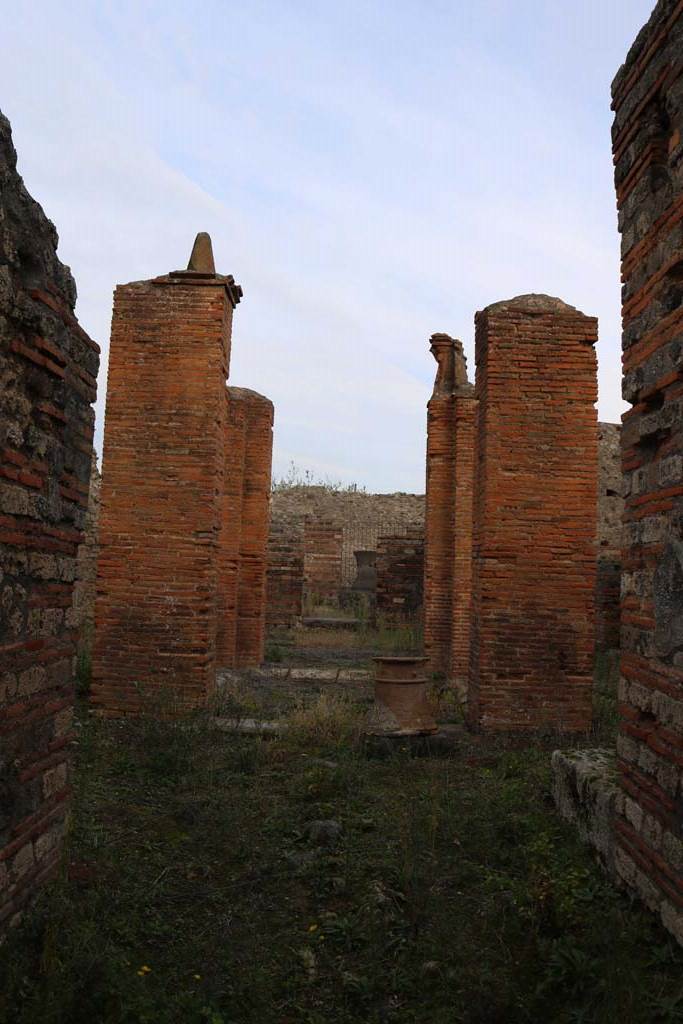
[[265, 615, 425, 669], [1, 665, 681, 1024]]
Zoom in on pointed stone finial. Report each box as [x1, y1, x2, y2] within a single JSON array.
[[187, 232, 215, 274]]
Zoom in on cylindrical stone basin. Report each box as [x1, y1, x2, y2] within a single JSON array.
[[366, 656, 437, 737]]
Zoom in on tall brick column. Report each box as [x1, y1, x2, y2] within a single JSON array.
[[424, 334, 476, 687], [424, 335, 457, 675], [234, 388, 274, 667], [216, 388, 247, 667], [0, 112, 99, 930], [450, 382, 477, 696], [468, 295, 598, 732], [93, 235, 242, 714], [612, 0, 683, 944]]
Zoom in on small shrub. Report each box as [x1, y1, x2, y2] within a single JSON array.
[[287, 694, 362, 751]]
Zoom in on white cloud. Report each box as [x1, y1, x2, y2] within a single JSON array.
[[0, 0, 653, 490]]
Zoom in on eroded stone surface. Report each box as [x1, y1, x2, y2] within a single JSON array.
[[551, 749, 620, 874], [0, 110, 99, 931], [612, 0, 683, 947]]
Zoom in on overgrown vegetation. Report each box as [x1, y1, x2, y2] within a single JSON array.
[[266, 613, 424, 668], [1, 665, 680, 1024], [271, 461, 367, 494]]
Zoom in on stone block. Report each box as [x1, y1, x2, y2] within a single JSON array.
[[551, 749, 620, 875]]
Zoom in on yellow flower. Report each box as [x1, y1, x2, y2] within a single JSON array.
[[193, 974, 201, 980], [137, 965, 151, 975], [308, 924, 318, 932]]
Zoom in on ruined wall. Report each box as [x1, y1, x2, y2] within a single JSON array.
[[93, 241, 242, 714], [596, 423, 623, 650], [270, 489, 424, 591], [376, 529, 424, 621], [598, 423, 623, 553], [612, 0, 683, 944], [303, 520, 343, 605], [266, 516, 304, 627], [423, 335, 476, 685], [0, 112, 99, 929], [72, 459, 100, 651], [468, 295, 598, 732]]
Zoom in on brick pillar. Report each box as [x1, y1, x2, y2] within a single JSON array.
[[424, 334, 476, 683], [468, 295, 598, 732], [234, 389, 274, 667], [0, 112, 99, 931], [216, 389, 247, 667], [612, 0, 683, 945], [451, 390, 477, 697], [424, 335, 456, 675], [93, 234, 242, 714]]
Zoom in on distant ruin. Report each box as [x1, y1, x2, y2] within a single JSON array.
[[266, 488, 425, 624], [92, 235, 273, 714], [0, 112, 99, 928]]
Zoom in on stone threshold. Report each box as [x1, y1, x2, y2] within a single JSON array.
[[218, 666, 370, 682]]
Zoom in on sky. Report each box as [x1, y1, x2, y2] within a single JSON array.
[[0, 0, 656, 492]]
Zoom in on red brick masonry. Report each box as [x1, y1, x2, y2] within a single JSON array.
[[468, 296, 598, 732], [93, 242, 272, 714], [376, 529, 424, 622], [424, 334, 476, 690], [303, 520, 343, 605]]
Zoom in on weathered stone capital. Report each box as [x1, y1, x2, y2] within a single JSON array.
[[429, 333, 471, 397]]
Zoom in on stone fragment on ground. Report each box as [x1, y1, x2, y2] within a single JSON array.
[[304, 820, 343, 847]]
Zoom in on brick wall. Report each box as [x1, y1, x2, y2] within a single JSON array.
[[93, 240, 245, 714], [612, 0, 683, 944], [303, 520, 343, 604], [270, 488, 424, 589], [424, 334, 476, 685], [72, 460, 100, 653], [468, 295, 598, 732], [0, 112, 99, 930], [596, 556, 622, 649], [376, 529, 424, 621], [596, 422, 624, 650], [266, 516, 304, 626]]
